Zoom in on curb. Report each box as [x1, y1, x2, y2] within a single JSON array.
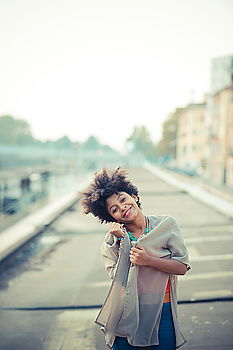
[[0, 175, 91, 262], [0, 191, 81, 262], [145, 163, 233, 219]]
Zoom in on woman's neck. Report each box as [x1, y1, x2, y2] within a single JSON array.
[[124, 211, 147, 236]]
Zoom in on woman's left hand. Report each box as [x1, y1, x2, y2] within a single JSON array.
[[129, 245, 150, 266]]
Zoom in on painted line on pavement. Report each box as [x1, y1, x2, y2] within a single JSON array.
[[191, 253, 233, 262], [182, 225, 233, 232], [188, 246, 200, 259], [185, 235, 233, 244], [192, 289, 233, 298], [88, 270, 233, 288], [88, 281, 111, 288], [145, 163, 233, 219], [180, 270, 233, 280]]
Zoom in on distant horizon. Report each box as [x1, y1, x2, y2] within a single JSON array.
[[1, 0, 233, 151], [0, 113, 132, 150]]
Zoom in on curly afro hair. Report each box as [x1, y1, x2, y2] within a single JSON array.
[[80, 167, 141, 223]]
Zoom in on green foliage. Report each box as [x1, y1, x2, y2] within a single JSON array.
[[0, 114, 118, 155], [82, 135, 101, 150], [156, 108, 183, 159], [53, 135, 73, 148], [0, 114, 35, 145], [126, 125, 157, 159]]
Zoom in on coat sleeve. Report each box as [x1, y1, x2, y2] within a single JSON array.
[[167, 217, 191, 270], [100, 233, 119, 279]]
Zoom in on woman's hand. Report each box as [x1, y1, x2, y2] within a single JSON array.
[[130, 246, 188, 274], [108, 222, 125, 239], [130, 245, 150, 266]]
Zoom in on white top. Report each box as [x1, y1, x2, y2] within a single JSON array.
[[95, 215, 191, 348]]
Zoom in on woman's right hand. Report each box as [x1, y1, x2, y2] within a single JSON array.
[[108, 222, 125, 239]]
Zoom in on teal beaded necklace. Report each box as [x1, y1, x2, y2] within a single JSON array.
[[127, 216, 149, 241]]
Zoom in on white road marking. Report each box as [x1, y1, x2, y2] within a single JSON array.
[[145, 163, 233, 219], [45, 309, 97, 350], [183, 225, 233, 233], [192, 289, 233, 298], [185, 235, 233, 244], [180, 270, 233, 280], [88, 281, 111, 288], [191, 253, 233, 262], [89, 271, 233, 288], [188, 246, 200, 259]]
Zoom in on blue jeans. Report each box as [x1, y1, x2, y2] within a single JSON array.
[[112, 302, 176, 350]]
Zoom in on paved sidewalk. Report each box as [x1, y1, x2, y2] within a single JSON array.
[[0, 166, 232, 350], [1, 164, 232, 263], [0, 177, 91, 262], [93, 301, 233, 350], [145, 163, 233, 219]]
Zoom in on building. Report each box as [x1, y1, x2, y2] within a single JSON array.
[[207, 86, 233, 187], [176, 102, 208, 174], [165, 55, 233, 187], [210, 55, 233, 95], [206, 55, 233, 187]]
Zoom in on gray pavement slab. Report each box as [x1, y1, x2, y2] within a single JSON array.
[[0, 302, 232, 350], [180, 301, 233, 350], [0, 234, 102, 308], [0, 309, 97, 350], [0, 309, 56, 350], [145, 163, 233, 219], [94, 301, 233, 350], [0, 175, 92, 262], [0, 167, 233, 350]]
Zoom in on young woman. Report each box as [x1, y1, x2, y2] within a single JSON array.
[[80, 167, 191, 350]]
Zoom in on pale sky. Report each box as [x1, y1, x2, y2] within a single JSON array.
[[1, 0, 233, 150]]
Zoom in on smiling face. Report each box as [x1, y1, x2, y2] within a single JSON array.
[[106, 191, 140, 223]]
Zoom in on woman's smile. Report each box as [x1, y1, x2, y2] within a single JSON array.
[[106, 192, 138, 221], [122, 205, 133, 218]]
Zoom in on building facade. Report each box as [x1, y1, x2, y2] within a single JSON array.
[[210, 55, 233, 95], [160, 55, 233, 188], [207, 86, 233, 186], [176, 103, 207, 175]]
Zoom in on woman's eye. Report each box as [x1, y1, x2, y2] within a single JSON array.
[[113, 208, 118, 214], [121, 197, 125, 202]]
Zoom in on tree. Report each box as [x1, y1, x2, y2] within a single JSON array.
[[82, 135, 101, 150], [0, 114, 35, 145], [156, 108, 183, 159], [54, 135, 73, 148], [126, 125, 157, 159]]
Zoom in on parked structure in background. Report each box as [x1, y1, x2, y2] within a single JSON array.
[[159, 54, 233, 189]]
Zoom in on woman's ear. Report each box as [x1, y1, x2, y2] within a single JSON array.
[[132, 195, 138, 202]]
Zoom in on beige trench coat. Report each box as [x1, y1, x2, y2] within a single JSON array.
[[95, 215, 191, 349]]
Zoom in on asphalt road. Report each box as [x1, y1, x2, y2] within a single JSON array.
[[0, 167, 232, 350]]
